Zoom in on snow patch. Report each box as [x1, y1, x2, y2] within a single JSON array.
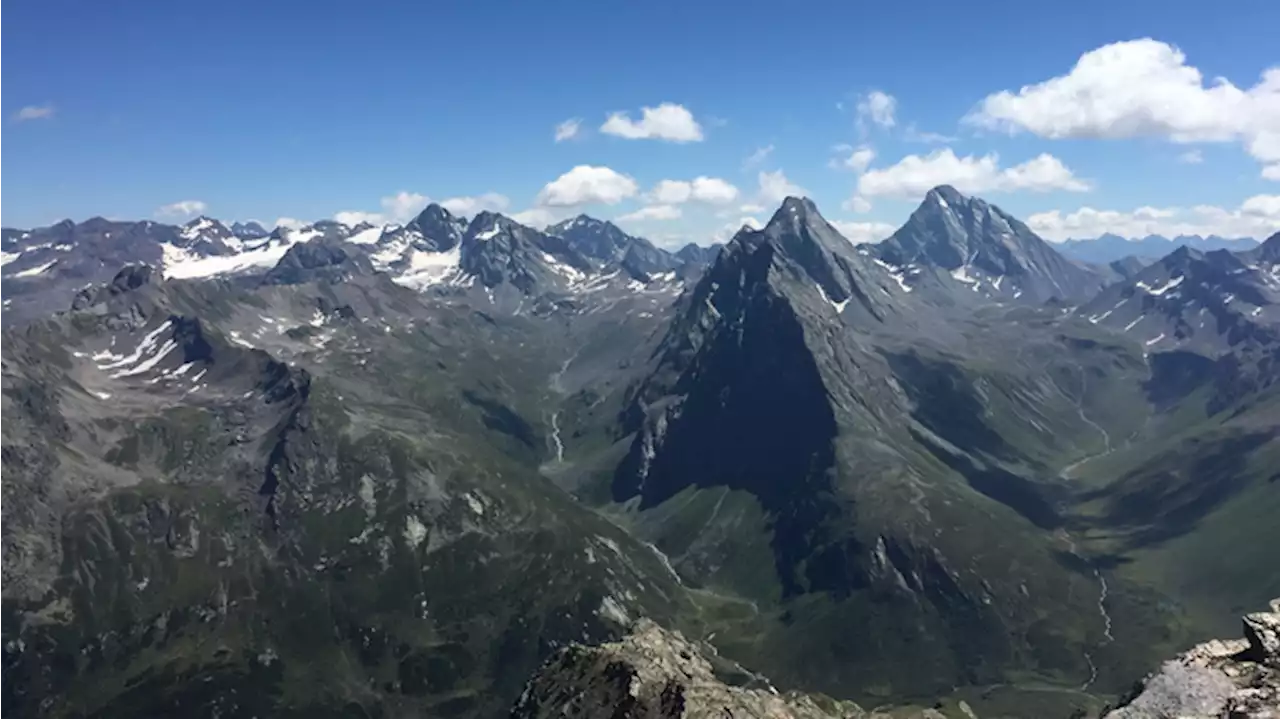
[[403, 515, 427, 549], [872, 258, 913, 293], [162, 228, 320, 279], [597, 596, 631, 625], [347, 225, 385, 245], [474, 224, 502, 241], [13, 260, 57, 277], [394, 246, 464, 289]]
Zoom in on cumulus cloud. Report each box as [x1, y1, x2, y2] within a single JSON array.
[[1177, 149, 1204, 164], [756, 169, 807, 205], [12, 105, 54, 122], [742, 144, 775, 169], [156, 200, 208, 218], [852, 149, 1091, 206], [274, 217, 307, 230], [511, 207, 561, 228], [380, 191, 430, 223], [440, 193, 511, 216], [1027, 194, 1280, 241], [536, 165, 639, 207], [617, 205, 682, 222], [333, 210, 384, 226], [600, 103, 704, 142], [903, 124, 957, 144], [831, 144, 876, 172], [712, 216, 765, 243], [966, 39, 1280, 179], [845, 196, 873, 213], [648, 177, 740, 205], [857, 90, 897, 129], [830, 220, 896, 245], [554, 118, 582, 142]]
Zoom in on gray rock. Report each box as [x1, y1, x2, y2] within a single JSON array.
[[510, 618, 868, 718], [1105, 599, 1280, 719]]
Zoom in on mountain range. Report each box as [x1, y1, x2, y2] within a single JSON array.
[[3, 186, 1278, 719], [1056, 232, 1260, 266]]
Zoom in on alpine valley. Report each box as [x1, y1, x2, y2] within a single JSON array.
[[3, 187, 1278, 718]]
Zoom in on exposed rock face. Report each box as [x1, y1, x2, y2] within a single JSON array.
[[511, 618, 873, 718], [1104, 599, 1280, 719]]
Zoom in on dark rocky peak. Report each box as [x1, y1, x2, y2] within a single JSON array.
[[1109, 255, 1149, 280], [1253, 231, 1280, 263], [879, 185, 1027, 269], [548, 214, 632, 260], [230, 220, 269, 239], [79, 216, 118, 234], [874, 185, 1106, 301], [457, 212, 594, 292], [262, 238, 373, 286], [71, 264, 160, 311], [404, 203, 466, 251], [753, 195, 890, 317], [618, 237, 679, 280], [675, 242, 721, 266]]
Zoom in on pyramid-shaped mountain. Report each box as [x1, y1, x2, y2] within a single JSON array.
[[872, 185, 1107, 302]]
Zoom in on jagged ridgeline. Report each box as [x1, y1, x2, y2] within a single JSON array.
[[3, 193, 1278, 718]]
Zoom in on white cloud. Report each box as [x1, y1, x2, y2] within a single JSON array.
[[440, 193, 510, 216], [853, 149, 1091, 203], [712, 216, 764, 243], [511, 207, 561, 228], [600, 103, 705, 142], [903, 124, 957, 143], [831, 144, 876, 172], [334, 210, 384, 226], [1028, 194, 1280, 241], [381, 191, 430, 223], [966, 39, 1280, 179], [738, 203, 765, 214], [617, 205, 682, 222], [857, 90, 897, 129], [12, 105, 54, 122], [845, 196, 873, 213], [536, 165, 639, 206], [1177, 149, 1204, 164], [274, 217, 307, 230], [554, 118, 582, 142], [756, 170, 807, 205], [742, 144, 775, 169], [647, 177, 739, 205], [156, 200, 208, 218], [830, 220, 896, 245]]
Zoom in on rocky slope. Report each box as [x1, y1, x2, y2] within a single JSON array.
[[510, 618, 992, 719], [1104, 600, 1279, 718], [576, 197, 1169, 706]]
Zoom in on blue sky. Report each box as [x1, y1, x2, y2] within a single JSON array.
[[4, 0, 1278, 246]]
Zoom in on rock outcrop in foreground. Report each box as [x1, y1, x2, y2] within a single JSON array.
[[510, 618, 967, 719], [1105, 599, 1280, 718]]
